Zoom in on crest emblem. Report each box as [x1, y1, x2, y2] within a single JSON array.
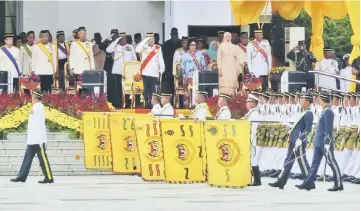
[[218, 143, 231, 163], [176, 143, 188, 161], [216, 138, 240, 167], [166, 130, 174, 136], [124, 136, 135, 152], [147, 140, 160, 159], [208, 126, 218, 135], [85, 42, 91, 50], [96, 134, 108, 151]]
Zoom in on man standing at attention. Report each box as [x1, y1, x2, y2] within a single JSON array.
[[314, 47, 339, 91], [247, 28, 272, 91], [135, 33, 165, 109], [10, 89, 54, 184], [54, 31, 70, 91], [19, 31, 35, 76]]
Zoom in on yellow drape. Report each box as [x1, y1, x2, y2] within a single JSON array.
[[321, 1, 347, 19], [272, 1, 304, 20], [309, 1, 324, 61], [230, 0, 266, 25]]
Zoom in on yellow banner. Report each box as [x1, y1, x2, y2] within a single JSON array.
[[204, 120, 251, 188], [109, 113, 153, 174], [83, 112, 112, 169], [160, 119, 205, 183], [134, 118, 165, 181]]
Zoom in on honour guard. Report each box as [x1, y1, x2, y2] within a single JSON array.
[[69, 27, 95, 79], [10, 89, 54, 183], [106, 32, 137, 108], [190, 91, 210, 120], [247, 28, 272, 91], [297, 92, 343, 191], [19, 31, 35, 76], [215, 93, 232, 120], [269, 93, 313, 189], [245, 94, 262, 186], [314, 47, 339, 91], [135, 33, 165, 109], [150, 93, 162, 115], [159, 93, 174, 118], [0, 33, 21, 93], [55, 31, 70, 91], [32, 30, 57, 93]]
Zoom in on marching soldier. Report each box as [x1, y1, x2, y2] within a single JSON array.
[[106, 32, 137, 108], [55, 31, 70, 91], [135, 33, 165, 109], [0, 33, 21, 93], [69, 27, 95, 81], [32, 30, 57, 93], [150, 93, 162, 115], [215, 93, 232, 120], [314, 47, 339, 91], [10, 89, 54, 183], [269, 93, 313, 189], [19, 31, 35, 76], [247, 28, 272, 91], [297, 92, 343, 191], [159, 93, 174, 118], [245, 94, 262, 186], [189, 91, 210, 120]]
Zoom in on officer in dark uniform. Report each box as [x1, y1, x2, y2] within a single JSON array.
[[269, 93, 313, 189], [287, 40, 317, 89], [296, 92, 343, 191]]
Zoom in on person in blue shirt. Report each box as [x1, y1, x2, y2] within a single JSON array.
[[268, 93, 313, 189], [296, 92, 343, 191]]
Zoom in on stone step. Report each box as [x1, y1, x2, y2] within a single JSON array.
[[0, 163, 86, 171], [0, 170, 113, 176], [0, 148, 84, 156], [6, 132, 74, 141], [0, 155, 86, 164], [0, 140, 84, 149]]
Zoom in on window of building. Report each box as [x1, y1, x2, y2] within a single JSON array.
[[5, 0, 17, 34]]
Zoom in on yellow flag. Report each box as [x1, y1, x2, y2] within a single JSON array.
[[134, 118, 165, 181], [83, 112, 112, 169], [110, 113, 153, 174], [160, 119, 206, 183], [204, 120, 251, 188]]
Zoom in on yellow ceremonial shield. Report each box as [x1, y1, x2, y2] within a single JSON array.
[[82, 112, 112, 169], [160, 119, 205, 183], [204, 120, 251, 188], [109, 113, 153, 174], [134, 118, 165, 181]]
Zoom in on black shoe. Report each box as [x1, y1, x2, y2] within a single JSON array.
[[316, 176, 324, 182], [350, 178, 360, 184], [38, 179, 54, 184], [268, 181, 284, 190], [295, 174, 305, 180], [295, 183, 315, 191], [10, 178, 25, 183], [341, 174, 349, 179], [345, 176, 356, 182], [328, 185, 344, 191], [269, 170, 282, 178], [251, 166, 262, 186]]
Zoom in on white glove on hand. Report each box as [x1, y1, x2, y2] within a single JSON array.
[[295, 139, 302, 147], [178, 114, 186, 119], [324, 144, 330, 152]]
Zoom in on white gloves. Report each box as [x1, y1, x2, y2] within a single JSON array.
[[178, 114, 186, 119], [324, 144, 330, 152], [295, 139, 302, 147]]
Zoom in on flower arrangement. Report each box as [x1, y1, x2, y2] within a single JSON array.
[[270, 66, 291, 82], [207, 94, 248, 118], [30, 72, 40, 82], [133, 73, 142, 82]]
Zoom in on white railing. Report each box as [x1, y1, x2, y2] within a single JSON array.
[[309, 70, 360, 92]]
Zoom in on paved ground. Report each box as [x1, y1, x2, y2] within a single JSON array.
[[0, 176, 359, 211]]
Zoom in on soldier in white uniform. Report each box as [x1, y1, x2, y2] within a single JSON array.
[[245, 94, 262, 186], [215, 93, 232, 120], [19, 31, 35, 76], [314, 47, 339, 91], [190, 91, 209, 120], [173, 36, 188, 76], [135, 33, 165, 108], [106, 32, 137, 108], [159, 93, 174, 118], [32, 30, 57, 93], [246, 29, 272, 91], [10, 89, 53, 184], [69, 27, 95, 81], [0, 33, 21, 93], [150, 93, 162, 115]]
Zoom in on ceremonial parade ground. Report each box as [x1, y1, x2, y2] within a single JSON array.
[[0, 176, 359, 211]]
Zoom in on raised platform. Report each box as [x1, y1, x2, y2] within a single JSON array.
[[117, 108, 191, 116]]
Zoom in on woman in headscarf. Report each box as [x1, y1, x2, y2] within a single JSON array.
[[208, 40, 218, 62], [217, 32, 240, 96]]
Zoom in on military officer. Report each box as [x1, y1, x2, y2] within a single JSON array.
[[0, 33, 21, 93], [19, 31, 35, 76], [297, 92, 343, 191], [314, 47, 339, 91], [287, 40, 317, 89], [10, 89, 54, 183], [150, 93, 162, 115], [159, 93, 174, 118], [245, 94, 262, 186], [238, 32, 248, 74], [32, 30, 57, 93], [55, 31, 70, 91], [269, 93, 313, 189], [215, 93, 232, 120], [190, 91, 210, 120], [173, 36, 188, 77], [247, 28, 272, 91]]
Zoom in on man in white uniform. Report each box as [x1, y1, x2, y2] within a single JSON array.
[[215, 93, 232, 120], [150, 93, 162, 115], [69, 27, 95, 81], [190, 91, 210, 120], [247, 29, 272, 91], [106, 32, 137, 108], [32, 30, 57, 93], [314, 47, 339, 91], [19, 31, 35, 76], [0, 33, 21, 93], [159, 93, 174, 118], [135, 33, 165, 109], [10, 89, 53, 184]]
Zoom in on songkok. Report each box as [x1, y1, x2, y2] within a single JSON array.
[[78, 27, 86, 32], [146, 32, 154, 38], [181, 36, 188, 41], [72, 29, 79, 34], [246, 94, 259, 102], [197, 91, 208, 97], [161, 93, 172, 97], [318, 92, 331, 100], [332, 92, 343, 99], [344, 92, 352, 98], [40, 30, 48, 34], [288, 93, 296, 97], [240, 32, 248, 37], [298, 40, 305, 45], [56, 31, 65, 36], [262, 92, 271, 98], [218, 31, 225, 35], [94, 32, 101, 37], [111, 29, 119, 34], [323, 46, 334, 52], [152, 93, 161, 99], [33, 89, 43, 98], [283, 92, 290, 97], [350, 92, 357, 98], [219, 93, 231, 100], [134, 33, 141, 38], [4, 33, 14, 39]]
